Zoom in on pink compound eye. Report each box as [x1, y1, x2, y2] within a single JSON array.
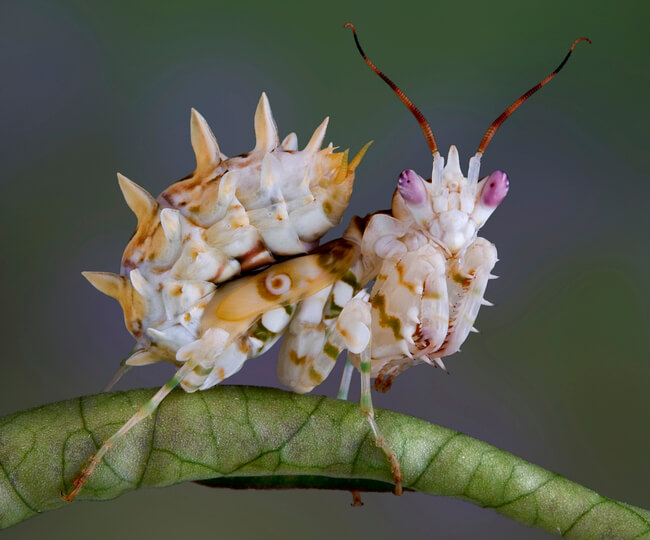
[[398, 169, 427, 205], [481, 170, 509, 207]]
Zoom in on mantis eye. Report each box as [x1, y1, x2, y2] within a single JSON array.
[[398, 169, 427, 205], [480, 170, 509, 207]]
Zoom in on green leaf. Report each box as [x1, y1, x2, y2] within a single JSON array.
[[0, 386, 648, 537]]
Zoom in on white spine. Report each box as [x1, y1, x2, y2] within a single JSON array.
[[430, 151, 444, 190], [467, 152, 482, 185]]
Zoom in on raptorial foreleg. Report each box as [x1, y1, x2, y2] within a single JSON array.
[[412, 247, 449, 357], [437, 237, 498, 357]]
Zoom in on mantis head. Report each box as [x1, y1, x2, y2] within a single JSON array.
[[397, 148, 509, 254]]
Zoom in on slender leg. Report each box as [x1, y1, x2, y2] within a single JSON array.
[[103, 363, 133, 392], [337, 355, 354, 400], [62, 357, 198, 502], [329, 293, 403, 494], [103, 347, 142, 392], [355, 347, 403, 496]]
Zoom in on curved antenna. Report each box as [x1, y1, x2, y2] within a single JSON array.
[[344, 23, 438, 155], [476, 38, 591, 155]]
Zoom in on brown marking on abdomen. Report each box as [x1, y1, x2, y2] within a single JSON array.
[[239, 246, 275, 272]]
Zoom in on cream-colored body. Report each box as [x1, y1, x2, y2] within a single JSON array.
[[278, 146, 499, 394]]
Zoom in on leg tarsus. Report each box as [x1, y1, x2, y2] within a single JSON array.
[[355, 342, 404, 496], [61, 450, 105, 502], [338, 300, 404, 496], [62, 358, 197, 502], [364, 411, 403, 496], [373, 373, 395, 393], [350, 489, 364, 506]]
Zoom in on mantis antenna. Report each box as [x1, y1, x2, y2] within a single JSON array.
[[476, 37, 591, 155], [344, 23, 439, 156]]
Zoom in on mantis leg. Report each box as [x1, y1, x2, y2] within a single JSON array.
[[62, 356, 199, 502], [334, 294, 403, 494], [276, 286, 338, 394], [355, 345, 403, 496], [104, 346, 178, 392], [437, 237, 498, 358], [102, 362, 133, 392], [337, 354, 355, 400]]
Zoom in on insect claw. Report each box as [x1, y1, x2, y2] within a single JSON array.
[[423, 356, 448, 373], [432, 357, 448, 373], [350, 490, 364, 507]]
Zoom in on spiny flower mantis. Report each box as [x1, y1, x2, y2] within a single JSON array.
[[63, 24, 589, 501]]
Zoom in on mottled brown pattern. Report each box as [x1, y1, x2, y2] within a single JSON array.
[[308, 366, 324, 384], [396, 261, 418, 294], [451, 271, 471, 288], [121, 217, 166, 272], [370, 293, 402, 340], [289, 350, 306, 366]]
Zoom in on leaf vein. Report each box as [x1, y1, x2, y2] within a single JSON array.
[[79, 396, 129, 485], [409, 431, 460, 489], [561, 498, 606, 536], [136, 404, 161, 488], [0, 455, 38, 514], [491, 473, 559, 509]]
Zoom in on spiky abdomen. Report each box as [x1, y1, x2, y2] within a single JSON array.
[[86, 94, 369, 358]]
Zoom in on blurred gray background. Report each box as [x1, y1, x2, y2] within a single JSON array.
[[1, 0, 648, 538]]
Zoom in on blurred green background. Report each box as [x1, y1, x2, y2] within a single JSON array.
[[1, 0, 648, 538]]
